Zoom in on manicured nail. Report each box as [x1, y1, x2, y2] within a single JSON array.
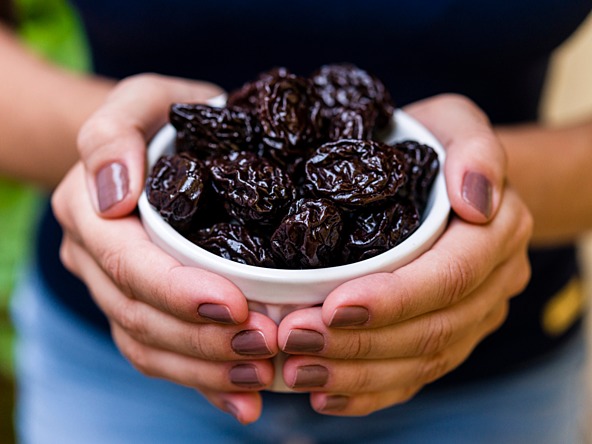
[[329, 306, 369, 327], [229, 364, 262, 388], [292, 365, 329, 388], [96, 162, 129, 212], [231, 330, 272, 356], [197, 303, 236, 324], [283, 329, 324, 353], [320, 395, 349, 412], [462, 171, 492, 218], [223, 401, 241, 422]]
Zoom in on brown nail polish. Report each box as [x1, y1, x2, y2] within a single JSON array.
[[197, 303, 235, 324], [229, 364, 262, 388], [231, 330, 271, 356], [292, 365, 329, 388], [96, 162, 129, 212], [320, 395, 349, 412], [283, 329, 324, 353], [462, 171, 492, 218], [223, 401, 241, 422], [329, 306, 369, 327]]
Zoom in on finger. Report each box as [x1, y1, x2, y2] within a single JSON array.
[[321, 188, 532, 328], [54, 164, 250, 325], [77, 73, 224, 216], [404, 93, 507, 223], [62, 234, 277, 360], [111, 323, 275, 391], [204, 389, 264, 425], [280, 249, 522, 360], [282, 302, 508, 394]]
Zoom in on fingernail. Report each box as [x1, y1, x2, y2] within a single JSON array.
[[231, 330, 272, 356], [283, 329, 324, 353], [96, 162, 129, 212], [329, 306, 369, 327], [320, 395, 349, 412], [229, 364, 262, 388], [198, 303, 236, 324], [292, 365, 329, 388], [223, 401, 242, 422], [462, 171, 492, 218]]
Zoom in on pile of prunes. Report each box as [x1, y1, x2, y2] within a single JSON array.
[[146, 64, 439, 269]]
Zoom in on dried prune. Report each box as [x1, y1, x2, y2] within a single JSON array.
[[209, 151, 296, 226], [146, 153, 207, 232], [311, 63, 395, 129], [227, 67, 292, 112], [305, 139, 406, 208], [255, 74, 324, 163], [191, 223, 274, 267], [394, 140, 439, 209], [170, 103, 261, 158], [342, 200, 420, 263], [327, 108, 375, 141], [271, 198, 343, 269]]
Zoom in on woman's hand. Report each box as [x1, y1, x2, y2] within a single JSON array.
[[277, 94, 533, 416], [52, 74, 278, 424]]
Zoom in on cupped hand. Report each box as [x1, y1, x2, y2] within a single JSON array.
[[51, 74, 278, 424], [277, 94, 533, 416]]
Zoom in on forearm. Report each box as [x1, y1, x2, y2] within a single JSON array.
[[498, 119, 592, 246], [0, 23, 114, 189]]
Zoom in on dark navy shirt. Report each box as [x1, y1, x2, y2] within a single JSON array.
[[38, 0, 592, 385]]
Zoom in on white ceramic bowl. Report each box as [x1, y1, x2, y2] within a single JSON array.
[[138, 109, 450, 391]]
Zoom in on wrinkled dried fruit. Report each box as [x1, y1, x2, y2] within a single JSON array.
[[342, 200, 420, 264], [271, 198, 343, 269], [255, 74, 324, 164], [146, 153, 207, 232], [305, 139, 406, 208], [210, 151, 296, 226], [394, 140, 439, 209], [170, 103, 261, 158], [191, 222, 274, 267], [311, 63, 395, 129], [146, 64, 439, 269]]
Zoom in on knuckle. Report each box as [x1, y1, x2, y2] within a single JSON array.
[[117, 302, 148, 341], [416, 353, 451, 384], [340, 333, 373, 359], [416, 313, 454, 356], [101, 246, 133, 295], [345, 366, 374, 392], [437, 251, 474, 307]]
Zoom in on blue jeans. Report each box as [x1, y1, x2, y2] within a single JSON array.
[[11, 266, 588, 443]]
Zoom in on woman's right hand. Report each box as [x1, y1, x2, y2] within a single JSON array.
[[52, 74, 278, 424]]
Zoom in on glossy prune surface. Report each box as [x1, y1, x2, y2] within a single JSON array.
[[146, 63, 439, 269]]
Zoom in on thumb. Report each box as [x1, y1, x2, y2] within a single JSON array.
[[78, 73, 224, 217], [404, 94, 506, 223]]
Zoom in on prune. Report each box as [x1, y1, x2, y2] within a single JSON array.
[[146, 153, 207, 232], [255, 74, 324, 163], [327, 108, 375, 141], [209, 151, 296, 226], [191, 222, 274, 267], [305, 139, 406, 208], [311, 63, 395, 129], [270, 198, 343, 269], [169, 103, 261, 158], [227, 67, 292, 112], [342, 200, 420, 263], [394, 140, 439, 209]]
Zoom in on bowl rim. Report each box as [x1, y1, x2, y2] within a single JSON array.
[[138, 108, 450, 284]]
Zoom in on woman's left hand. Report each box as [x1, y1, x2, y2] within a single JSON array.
[[276, 94, 533, 416]]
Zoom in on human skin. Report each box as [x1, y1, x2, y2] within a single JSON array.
[[1, 19, 588, 424]]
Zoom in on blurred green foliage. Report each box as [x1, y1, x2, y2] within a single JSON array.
[[0, 0, 90, 377]]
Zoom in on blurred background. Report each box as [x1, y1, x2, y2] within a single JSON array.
[[1, 2, 592, 443]]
